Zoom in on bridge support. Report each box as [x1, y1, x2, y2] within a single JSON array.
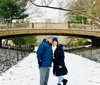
[[92, 37, 100, 47]]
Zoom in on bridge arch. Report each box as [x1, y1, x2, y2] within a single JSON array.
[[0, 29, 100, 47], [0, 29, 100, 38]]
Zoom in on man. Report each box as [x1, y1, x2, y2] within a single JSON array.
[[37, 37, 53, 85]]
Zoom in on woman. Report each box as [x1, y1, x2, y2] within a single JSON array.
[[52, 37, 68, 85]]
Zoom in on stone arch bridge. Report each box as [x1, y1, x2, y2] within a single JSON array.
[[0, 23, 100, 46]]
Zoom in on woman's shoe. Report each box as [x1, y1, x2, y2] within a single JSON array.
[[57, 84, 61, 85], [62, 79, 68, 85]]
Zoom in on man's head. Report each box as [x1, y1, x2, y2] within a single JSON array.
[[42, 39, 46, 42], [47, 37, 53, 44]]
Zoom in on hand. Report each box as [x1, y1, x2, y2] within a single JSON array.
[[59, 65, 62, 68], [52, 59, 55, 62]]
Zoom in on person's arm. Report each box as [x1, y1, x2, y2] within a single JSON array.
[[60, 45, 65, 59], [36, 43, 45, 67], [59, 45, 65, 66]]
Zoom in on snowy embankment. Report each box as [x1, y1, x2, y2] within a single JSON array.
[[0, 50, 100, 85]]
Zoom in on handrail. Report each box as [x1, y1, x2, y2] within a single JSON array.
[[0, 23, 99, 31]]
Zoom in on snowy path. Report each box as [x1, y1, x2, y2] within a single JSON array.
[[0, 52, 100, 85]]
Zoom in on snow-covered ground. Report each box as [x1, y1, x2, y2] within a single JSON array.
[[0, 52, 100, 85]]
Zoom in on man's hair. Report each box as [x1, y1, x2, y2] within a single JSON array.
[[47, 36, 53, 39]]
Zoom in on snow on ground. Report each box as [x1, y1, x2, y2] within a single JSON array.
[[0, 52, 100, 85]]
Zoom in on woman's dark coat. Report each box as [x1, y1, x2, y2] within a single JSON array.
[[53, 44, 68, 76]]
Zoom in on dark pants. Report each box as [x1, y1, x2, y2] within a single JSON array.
[[40, 67, 50, 85]]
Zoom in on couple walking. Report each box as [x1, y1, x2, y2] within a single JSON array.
[[37, 37, 68, 85]]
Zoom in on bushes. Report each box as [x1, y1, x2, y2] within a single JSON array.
[[73, 38, 89, 47], [66, 37, 91, 48]]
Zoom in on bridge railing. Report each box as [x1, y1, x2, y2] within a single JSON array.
[[0, 22, 99, 31], [0, 23, 68, 29], [0, 23, 30, 29], [32, 23, 68, 29], [68, 23, 99, 30]]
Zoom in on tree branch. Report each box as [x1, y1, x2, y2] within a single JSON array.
[[29, 0, 72, 12], [44, 0, 53, 6], [29, 0, 100, 27], [73, 10, 100, 27]]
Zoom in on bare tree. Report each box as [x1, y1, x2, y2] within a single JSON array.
[[25, 0, 47, 22], [72, 0, 100, 27], [29, 0, 72, 11], [29, 0, 100, 27]]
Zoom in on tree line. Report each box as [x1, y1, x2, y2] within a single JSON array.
[[0, 0, 37, 46]]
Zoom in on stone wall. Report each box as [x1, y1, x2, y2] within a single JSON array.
[[72, 48, 100, 62], [0, 48, 29, 74], [37, 36, 69, 45]]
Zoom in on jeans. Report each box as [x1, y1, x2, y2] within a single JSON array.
[[57, 76, 64, 84]]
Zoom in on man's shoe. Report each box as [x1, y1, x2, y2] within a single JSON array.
[[62, 79, 68, 85], [44, 82, 47, 85]]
